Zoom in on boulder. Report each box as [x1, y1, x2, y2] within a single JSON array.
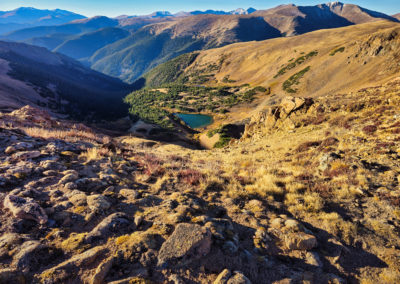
[[4, 194, 48, 225], [157, 223, 212, 267], [227, 271, 252, 284], [13, 241, 50, 272], [285, 232, 317, 250], [91, 256, 114, 284], [40, 246, 107, 283], [0, 233, 23, 259], [87, 195, 111, 212], [85, 213, 131, 243], [58, 173, 79, 184], [280, 96, 306, 116], [12, 151, 41, 161]]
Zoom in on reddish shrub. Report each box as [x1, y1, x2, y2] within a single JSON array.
[[296, 141, 322, 152], [141, 154, 165, 177], [329, 115, 357, 129], [321, 137, 339, 147], [302, 114, 327, 126], [362, 125, 378, 135], [178, 169, 203, 186], [391, 128, 400, 134]]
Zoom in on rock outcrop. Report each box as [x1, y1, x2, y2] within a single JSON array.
[[157, 223, 212, 267]]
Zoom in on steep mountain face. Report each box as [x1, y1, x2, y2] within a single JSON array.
[[53, 27, 130, 60], [88, 14, 282, 83], [253, 2, 398, 36], [0, 41, 132, 119], [0, 7, 86, 34], [394, 13, 400, 20]]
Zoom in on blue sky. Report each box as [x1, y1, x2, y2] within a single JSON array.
[[2, 1, 399, 17]]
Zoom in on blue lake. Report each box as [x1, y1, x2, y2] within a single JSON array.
[[175, 113, 213, 129]]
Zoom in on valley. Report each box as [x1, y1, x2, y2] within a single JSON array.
[[0, 1, 400, 284]]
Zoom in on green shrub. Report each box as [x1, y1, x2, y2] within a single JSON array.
[[282, 66, 311, 93], [330, 47, 345, 56]]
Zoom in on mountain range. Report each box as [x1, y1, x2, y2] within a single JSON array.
[[1, 3, 398, 84], [0, 7, 86, 35], [0, 2, 399, 117], [89, 2, 400, 83]]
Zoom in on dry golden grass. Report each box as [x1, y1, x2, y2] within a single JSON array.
[[22, 126, 110, 143], [182, 20, 400, 106]]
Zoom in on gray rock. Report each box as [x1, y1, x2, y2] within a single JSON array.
[[85, 213, 131, 243], [227, 271, 252, 284], [13, 241, 49, 272], [0, 233, 23, 259], [58, 173, 78, 184], [91, 256, 114, 284], [40, 246, 107, 283], [12, 151, 41, 160], [285, 232, 317, 250], [4, 194, 48, 224], [157, 223, 212, 267], [87, 194, 111, 212]]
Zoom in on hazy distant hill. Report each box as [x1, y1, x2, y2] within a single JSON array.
[[0, 7, 85, 34], [54, 27, 130, 61], [3, 16, 118, 42], [0, 41, 132, 119]]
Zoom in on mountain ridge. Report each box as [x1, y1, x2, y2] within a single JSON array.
[[89, 2, 399, 82], [0, 7, 86, 34]]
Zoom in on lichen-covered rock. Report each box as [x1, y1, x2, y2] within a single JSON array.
[[157, 223, 212, 268], [214, 270, 252, 284], [85, 213, 131, 243], [4, 194, 48, 224], [12, 151, 41, 161], [91, 256, 114, 284], [0, 233, 23, 260], [40, 246, 108, 283], [13, 241, 51, 272], [58, 172, 79, 184], [227, 271, 252, 284], [87, 194, 111, 212]]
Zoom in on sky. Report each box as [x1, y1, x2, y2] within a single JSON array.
[[1, 0, 399, 17]]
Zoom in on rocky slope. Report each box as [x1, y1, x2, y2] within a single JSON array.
[[1, 75, 400, 283]]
